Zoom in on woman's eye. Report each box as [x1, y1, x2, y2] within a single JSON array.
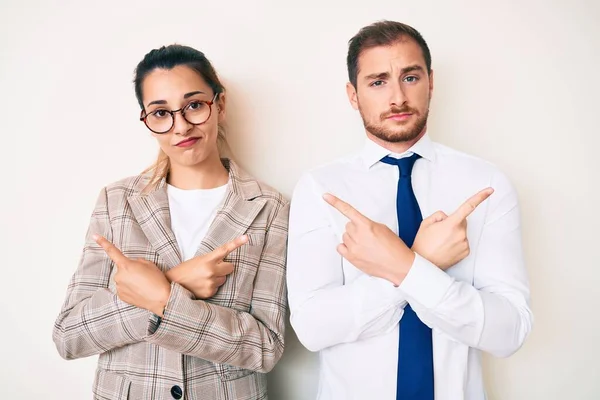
[[152, 110, 169, 118], [188, 101, 204, 110]]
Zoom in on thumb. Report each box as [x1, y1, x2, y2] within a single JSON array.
[[215, 262, 235, 277], [422, 210, 448, 227]]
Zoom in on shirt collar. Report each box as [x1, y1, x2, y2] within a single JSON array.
[[360, 133, 436, 170]]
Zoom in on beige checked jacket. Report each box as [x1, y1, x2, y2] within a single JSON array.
[[53, 159, 289, 400]]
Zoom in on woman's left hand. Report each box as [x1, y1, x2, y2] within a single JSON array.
[[94, 234, 171, 317]]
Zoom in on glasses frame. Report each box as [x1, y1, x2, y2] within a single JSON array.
[[140, 92, 219, 134]]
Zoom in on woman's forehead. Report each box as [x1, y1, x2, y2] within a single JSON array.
[[143, 66, 210, 103]]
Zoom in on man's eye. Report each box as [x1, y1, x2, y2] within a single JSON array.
[[370, 80, 385, 87]]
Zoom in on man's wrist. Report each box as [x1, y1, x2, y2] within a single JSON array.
[[386, 248, 416, 286]]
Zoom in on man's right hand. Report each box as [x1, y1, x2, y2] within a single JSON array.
[[166, 235, 248, 299], [412, 188, 493, 270]]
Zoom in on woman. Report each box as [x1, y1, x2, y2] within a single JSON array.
[[53, 45, 289, 400]]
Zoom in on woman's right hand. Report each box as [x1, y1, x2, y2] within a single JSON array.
[[166, 235, 248, 299]]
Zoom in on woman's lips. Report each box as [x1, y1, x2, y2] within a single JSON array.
[[175, 137, 200, 147]]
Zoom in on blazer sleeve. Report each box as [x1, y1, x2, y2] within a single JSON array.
[[145, 201, 289, 373], [52, 188, 152, 360]]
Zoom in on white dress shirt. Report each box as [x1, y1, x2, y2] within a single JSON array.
[[286, 134, 533, 400]]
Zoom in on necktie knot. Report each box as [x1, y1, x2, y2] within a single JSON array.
[[380, 153, 421, 178]]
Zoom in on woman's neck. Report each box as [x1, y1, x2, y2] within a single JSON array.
[[167, 156, 229, 190]]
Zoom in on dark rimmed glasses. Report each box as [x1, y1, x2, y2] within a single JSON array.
[[140, 92, 219, 134]]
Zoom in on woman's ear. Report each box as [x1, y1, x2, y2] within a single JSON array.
[[217, 92, 226, 122]]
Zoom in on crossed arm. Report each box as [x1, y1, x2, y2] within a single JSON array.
[[287, 174, 532, 356], [53, 188, 289, 372]]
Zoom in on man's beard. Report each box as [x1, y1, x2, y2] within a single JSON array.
[[360, 104, 429, 143]]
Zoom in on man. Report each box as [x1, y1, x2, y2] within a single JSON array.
[[286, 21, 532, 400]]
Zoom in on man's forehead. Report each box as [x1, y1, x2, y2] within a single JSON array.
[[358, 42, 426, 75]]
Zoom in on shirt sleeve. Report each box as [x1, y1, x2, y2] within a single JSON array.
[[286, 173, 408, 352], [399, 170, 533, 357]]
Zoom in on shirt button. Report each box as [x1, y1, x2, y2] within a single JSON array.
[[170, 385, 183, 399]]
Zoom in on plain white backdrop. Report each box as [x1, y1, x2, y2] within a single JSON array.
[[1, 0, 599, 399]]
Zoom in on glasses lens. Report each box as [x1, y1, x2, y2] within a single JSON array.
[[146, 111, 173, 134], [183, 101, 211, 125]]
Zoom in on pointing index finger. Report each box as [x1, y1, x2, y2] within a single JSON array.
[[211, 235, 248, 261], [93, 234, 129, 266], [450, 188, 494, 222], [323, 193, 368, 223]]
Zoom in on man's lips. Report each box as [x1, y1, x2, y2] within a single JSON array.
[[386, 113, 412, 121]]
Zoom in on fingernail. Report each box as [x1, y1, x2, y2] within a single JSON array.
[[92, 234, 99, 241]]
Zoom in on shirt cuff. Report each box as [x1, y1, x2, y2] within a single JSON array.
[[399, 253, 455, 309]]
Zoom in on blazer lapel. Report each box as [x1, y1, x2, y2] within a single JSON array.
[[194, 159, 266, 257], [127, 181, 182, 269], [125, 159, 264, 267]]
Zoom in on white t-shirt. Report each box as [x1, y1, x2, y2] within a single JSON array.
[[167, 182, 228, 261]]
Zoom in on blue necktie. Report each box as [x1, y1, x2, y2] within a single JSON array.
[[381, 153, 434, 400]]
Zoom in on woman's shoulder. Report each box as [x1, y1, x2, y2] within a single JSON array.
[[103, 173, 151, 197], [253, 178, 288, 206], [228, 160, 288, 208]]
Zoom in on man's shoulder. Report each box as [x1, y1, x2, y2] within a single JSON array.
[[433, 142, 495, 167], [289, 153, 362, 202], [431, 141, 516, 194], [303, 153, 363, 180], [432, 141, 507, 176]]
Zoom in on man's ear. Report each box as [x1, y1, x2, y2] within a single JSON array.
[[346, 82, 359, 110], [428, 69, 434, 100]]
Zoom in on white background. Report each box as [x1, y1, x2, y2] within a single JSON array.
[[1, 0, 598, 399]]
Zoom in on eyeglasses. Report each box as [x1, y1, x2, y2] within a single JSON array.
[[140, 92, 219, 134]]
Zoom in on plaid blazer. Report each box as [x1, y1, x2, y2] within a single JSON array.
[[53, 159, 289, 400]]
